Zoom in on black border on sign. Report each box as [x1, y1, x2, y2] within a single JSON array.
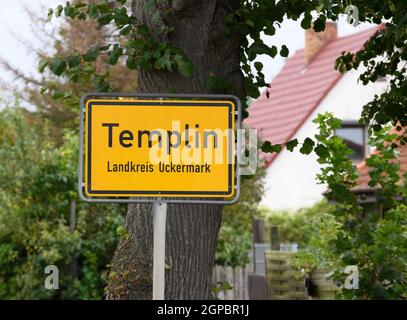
[[86, 100, 234, 196]]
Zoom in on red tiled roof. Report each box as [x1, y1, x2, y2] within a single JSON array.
[[245, 26, 382, 166]]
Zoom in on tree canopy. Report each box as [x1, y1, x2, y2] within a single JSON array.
[[41, 1, 406, 134]]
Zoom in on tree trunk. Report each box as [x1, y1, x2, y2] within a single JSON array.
[[107, 0, 244, 300]]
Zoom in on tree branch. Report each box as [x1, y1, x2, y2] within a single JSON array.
[[0, 58, 44, 87]]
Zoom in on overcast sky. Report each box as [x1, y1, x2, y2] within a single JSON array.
[[0, 1, 63, 82], [0, 1, 374, 101]]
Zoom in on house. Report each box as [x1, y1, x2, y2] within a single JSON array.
[[245, 23, 389, 211]]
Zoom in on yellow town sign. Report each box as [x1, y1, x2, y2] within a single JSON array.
[[83, 97, 237, 199]]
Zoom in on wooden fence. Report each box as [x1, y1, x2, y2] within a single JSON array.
[[265, 250, 309, 300], [212, 262, 338, 300], [309, 269, 339, 299], [212, 265, 252, 300]]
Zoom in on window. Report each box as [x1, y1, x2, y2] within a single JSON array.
[[335, 122, 366, 161]]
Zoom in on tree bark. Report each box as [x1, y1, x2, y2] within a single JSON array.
[[107, 0, 244, 300]]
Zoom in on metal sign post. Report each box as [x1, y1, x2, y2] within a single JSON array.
[[152, 201, 167, 300]]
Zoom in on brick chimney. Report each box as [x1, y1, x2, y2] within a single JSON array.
[[305, 22, 337, 63]]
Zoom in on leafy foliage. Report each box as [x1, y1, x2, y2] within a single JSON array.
[[41, 1, 407, 154], [0, 6, 137, 139], [42, 1, 194, 96], [292, 113, 407, 299], [211, 280, 234, 300], [0, 106, 125, 299], [334, 2, 407, 132], [215, 226, 252, 267], [289, 211, 341, 275], [233, 1, 406, 156], [262, 200, 335, 249]]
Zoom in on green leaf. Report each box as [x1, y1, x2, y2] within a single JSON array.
[[261, 141, 272, 153], [83, 44, 101, 62], [113, 7, 129, 26], [245, 20, 255, 28], [175, 54, 194, 77], [51, 90, 63, 99], [254, 62, 263, 72], [69, 72, 79, 83], [273, 144, 282, 153], [245, 80, 260, 99], [300, 137, 315, 155], [56, 5, 63, 17], [313, 15, 326, 32], [40, 87, 48, 94], [64, 3, 75, 18], [107, 44, 123, 65], [280, 45, 289, 58], [83, 52, 98, 62], [261, 141, 282, 153], [117, 0, 127, 4], [127, 39, 145, 49], [126, 56, 137, 70], [77, 12, 86, 20], [107, 53, 119, 65], [46, 8, 53, 22], [67, 55, 81, 68], [286, 139, 298, 152], [314, 144, 329, 158], [87, 3, 98, 17], [92, 75, 110, 92], [140, 52, 153, 71], [97, 13, 113, 25], [268, 45, 278, 58], [301, 12, 312, 29], [155, 50, 173, 71], [49, 58, 67, 76], [38, 58, 48, 73], [264, 23, 276, 36]]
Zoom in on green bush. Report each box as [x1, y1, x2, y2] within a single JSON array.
[[291, 114, 407, 299], [261, 200, 334, 248], [0, 106, 125, 299], [215, 225, 252, 267]]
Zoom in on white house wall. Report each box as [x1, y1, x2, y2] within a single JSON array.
[[260, 69, 388, 211]]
